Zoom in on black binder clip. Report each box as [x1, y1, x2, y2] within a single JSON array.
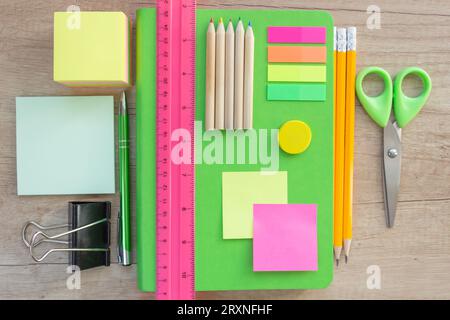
[[22, 201, 111, 271]]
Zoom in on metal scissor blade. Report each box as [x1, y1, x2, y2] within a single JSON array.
[[382, 119, 402, 228]]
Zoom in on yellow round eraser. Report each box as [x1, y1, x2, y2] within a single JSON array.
[[278, 120, 312, 154]]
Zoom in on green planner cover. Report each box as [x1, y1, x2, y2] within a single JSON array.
[[136, 8, 334, 291]]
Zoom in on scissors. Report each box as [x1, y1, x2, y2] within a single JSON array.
[[356, 67, 432, 228]]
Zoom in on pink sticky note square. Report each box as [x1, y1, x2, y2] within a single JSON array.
[[253, 204, 318, 271]]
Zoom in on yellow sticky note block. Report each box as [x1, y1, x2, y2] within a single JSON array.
[[279, 120, 312, 154], [54, 12, 130, 87], [222, 171, 288, 239], [267, 64, 326, 82]]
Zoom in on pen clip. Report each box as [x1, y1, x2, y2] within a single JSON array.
[[117, 209, 123, 265]]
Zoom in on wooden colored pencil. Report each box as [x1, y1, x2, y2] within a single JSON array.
[[243, 21, 254, 130], [205, 18, 216, 131], [215, 18, 225, 130], [334, 28, 347, 266], [225, 19, 235, 130], [344, 27, 357, 263], [234, 19, 245, 130]]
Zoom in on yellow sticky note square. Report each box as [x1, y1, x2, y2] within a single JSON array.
[[222, 171, 288, 239], [54, 12, 130, 87]]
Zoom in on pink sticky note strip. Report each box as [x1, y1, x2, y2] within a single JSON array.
[[253, 204, 318, 271], [267, 26, 326, 44]]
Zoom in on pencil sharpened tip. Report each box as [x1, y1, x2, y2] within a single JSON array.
[[345, 256, 348, 264], [336, 259, 339, 267], [210, 17, 213, 23], [219, 17, 223, 24], [248, 21, 252, 27]]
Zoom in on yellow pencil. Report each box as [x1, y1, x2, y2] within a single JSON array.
[[333, 27, 337, 114], [343, 27, 356, 263], [333, 27, 337, 202], [334, 28, 347, 266]]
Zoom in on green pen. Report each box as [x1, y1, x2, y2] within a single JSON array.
[[118, 91, 131, 266]]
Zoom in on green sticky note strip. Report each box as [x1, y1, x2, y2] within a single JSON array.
[[222, 171, 288, 239], [267, 83, 326, 101], [268, 64, 326, 82], [196, 9, 334, 291], [16, 96, 115, 195]]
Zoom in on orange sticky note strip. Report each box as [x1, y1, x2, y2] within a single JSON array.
[[268, 46, 327, 63]]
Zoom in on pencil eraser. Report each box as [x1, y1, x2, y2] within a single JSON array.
[[347, 27, 357, 51], [336, 28, 347, 52], [54, 12, 131, 87]]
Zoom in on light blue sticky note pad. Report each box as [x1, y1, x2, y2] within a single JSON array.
[[16, 96, 115, 195]]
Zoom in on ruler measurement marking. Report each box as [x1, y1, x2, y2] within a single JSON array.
[[156, 0, 196, 300]]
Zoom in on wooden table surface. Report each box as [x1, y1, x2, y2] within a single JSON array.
[[0, 0, 449, 300]]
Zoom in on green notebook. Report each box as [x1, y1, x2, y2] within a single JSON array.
[[136, 8, 334, 292]]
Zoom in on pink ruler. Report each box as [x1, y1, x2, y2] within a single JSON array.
[[156, 0, 196, 300]]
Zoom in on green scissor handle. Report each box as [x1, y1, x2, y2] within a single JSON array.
[[393, 67, 432, 128], [356, 67, 393, 128], [356, 66, 432, 128]]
